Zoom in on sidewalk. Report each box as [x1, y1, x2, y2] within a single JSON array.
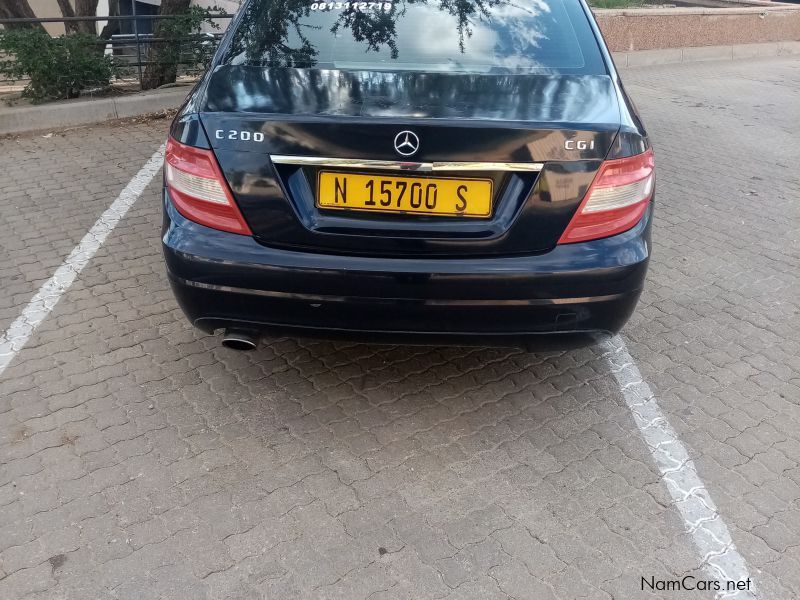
[[0, 86, 190, 136]]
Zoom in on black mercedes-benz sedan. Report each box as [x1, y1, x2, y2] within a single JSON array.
[[162, 0, 654, 350]]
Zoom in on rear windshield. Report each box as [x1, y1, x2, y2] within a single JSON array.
[[221, 0, 607, 75]]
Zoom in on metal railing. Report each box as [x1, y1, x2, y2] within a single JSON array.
[[0, 12, 234, 93]]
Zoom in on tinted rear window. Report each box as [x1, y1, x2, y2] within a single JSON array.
[[221, 0, 606, 75]]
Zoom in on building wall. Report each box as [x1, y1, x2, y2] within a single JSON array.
[[15, 0, 241, 36], [25, 0, 110, 36], [27, 0, 66, 36], [596, 6, 800, 51]]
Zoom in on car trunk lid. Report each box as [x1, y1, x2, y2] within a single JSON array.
[[199, 67, 620, 256]]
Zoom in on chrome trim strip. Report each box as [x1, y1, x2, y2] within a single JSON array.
[[269, 155, 544, 172]]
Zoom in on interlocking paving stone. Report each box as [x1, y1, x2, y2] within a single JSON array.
[[0, 56, 798, 599]]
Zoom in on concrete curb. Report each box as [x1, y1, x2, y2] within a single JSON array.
[[596, 4, 800, 17], [1, 44, 799, 136], [0, 87, 190, 136], [614, 40, 800, 67]]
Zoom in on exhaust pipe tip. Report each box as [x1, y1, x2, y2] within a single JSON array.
[[221, 328, 259, 351]]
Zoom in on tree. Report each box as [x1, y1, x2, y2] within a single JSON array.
[[55, 0, 122, 41], [0, 0, 45, 30], [141, 0, 191, 90], [55, 0, 100, 35], [99, 1, 122, 41]]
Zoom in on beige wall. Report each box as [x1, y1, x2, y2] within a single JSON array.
[[25, 0, 108, 36], [28, 0, 66, 36], [15, 0, 239, 37], [596, 6, 800, 51]]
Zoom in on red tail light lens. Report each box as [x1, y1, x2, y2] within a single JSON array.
[[165, 137, 252, 235], [558, 148, 654, 244]]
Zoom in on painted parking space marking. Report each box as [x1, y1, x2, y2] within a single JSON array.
[[0, 144, 165, 378], [603, 335, 757, 599], [0, 141, 758, 596]]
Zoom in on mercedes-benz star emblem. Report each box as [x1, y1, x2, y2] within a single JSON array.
[[393, 130, 420, 157]]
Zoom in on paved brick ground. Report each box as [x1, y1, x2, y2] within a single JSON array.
[[0, 121, 169, 337], [0, 56, 798, 600]]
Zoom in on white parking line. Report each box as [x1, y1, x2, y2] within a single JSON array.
[[603, 335, 757, 600], [0, 144, 166, 378], [0, 138, 760, 597]]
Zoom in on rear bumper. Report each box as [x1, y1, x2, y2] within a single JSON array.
[[162, 192, 652, 346]]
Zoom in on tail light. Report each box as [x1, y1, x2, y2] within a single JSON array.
[[558, 148, 654, 244], [165, 137, 252, 235]]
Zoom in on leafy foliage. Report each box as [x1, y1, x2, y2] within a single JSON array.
[[225, 0, 509, 68], [331, 0, 498, 59], [332, 7, 399, 59], [224, 0, 320, 68], [156, 6, 221, 69], [0, 28, 116, 102], [140, 5, 222, 89]]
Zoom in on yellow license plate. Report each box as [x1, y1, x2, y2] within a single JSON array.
[[317, 171, 492, 218]]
